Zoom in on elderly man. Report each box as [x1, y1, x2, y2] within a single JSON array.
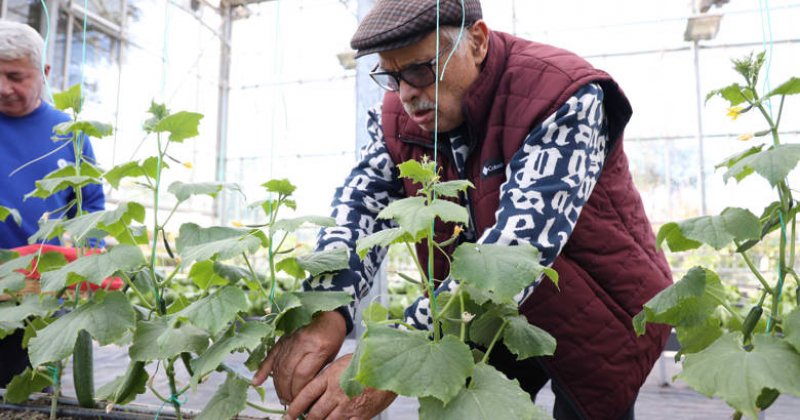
[[0, 20, 105, 387], [253, 1, 672, 419]]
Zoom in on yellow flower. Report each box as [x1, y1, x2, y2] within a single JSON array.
[[183, 162, 193, 169], [452, 225, 464, 237], [737, 133, 753, 141], [231, 220, 244, 228], [727, 106, 744, 120]]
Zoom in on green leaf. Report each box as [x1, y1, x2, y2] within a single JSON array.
[[656, 223, 702, 252], [40, 245, 146, 292], [104, 157, 162, 189], [261, 179, 296, 196], [293, 247, 349, 277], [469, 306, 515, 348], [60, 202, 146, 244], [432, 180, 473, 198], [25, 164, 103, 200], [340, 339, 366, 398], [176, 223, 265, 264], [378, 197, 468, 239], [191, 321, 272, 386], [197, 373, 249, 420], [0, 205, 22, 225], [53, 84, 82, 113], [363, 302, 389, 323], [53, 120, 113, 138], [675, 316, 723, 357], [272, 215, 336, 232], [152, 111, 203, 142], [168, 181, 240, 204], [129, 318, 209, 362], [356, 325, 473, 403], [705, 83, 752, 106], [0, 295, 59, 333], [724, 144, 800, 187], [0, 255, 34, 295], [418, 363, 542, 420], [664, 208, 761, 251], [715, 145, 764, 172], [451, 243, 546, 304], [397, 159, 437, 186], [766, 77, 800, 97], [678, 333, 800, 420], [96, 361, 148, 405], [633, 267, 727, 335], [175, 286, 248, 335], [3, 367, 52, 404], [503, 315, 556, 360], [188, 261, 233, 290], [28, 292, 135, 366], [356, 228, 414, 258], [784, 308, 800, 353], [275, 257, 305, 279], [274, 291, 353, 335]]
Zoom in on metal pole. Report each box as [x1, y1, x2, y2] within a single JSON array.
[[692, 39, 707, 216], [215, 1, 233, 225]]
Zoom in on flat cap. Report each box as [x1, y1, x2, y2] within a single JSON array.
[[351, 0, 482, 58]]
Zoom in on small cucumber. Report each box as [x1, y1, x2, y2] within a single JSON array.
[[741, 305, 763, 343], [73, 329, 95, 408]]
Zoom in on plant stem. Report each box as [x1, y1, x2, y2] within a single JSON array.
[[459, 292, 465, 342], [481, 320, 508, 364], [246, 401, 287, 415], [405, 241, 429, 286], [736, 245, 773, 294], [48, 361, 62, 420], [243, 253, 269, 298], [166, 358, 183, 420], [376, 319, 417, 330], [149, 133, 165, 315], [119, 271, 154, 310]]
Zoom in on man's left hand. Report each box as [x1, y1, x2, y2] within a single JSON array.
[[283, 353, 397, 420]]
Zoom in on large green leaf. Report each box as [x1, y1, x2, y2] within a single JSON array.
[[191, 321, 272, 386], [196, 373, 249, 420], [292, 248, 349, 277], [0, 205, 21, 225], [3, 367, 52, 404], [356, 325, 473, 404], [28, 292, 135, 366], [0, 295, 59, 333], [678, 333, 800, 419], [451, 243, 547, 304], [174, 286, 248, 335], [168, 181, 240, 204], [705, 83, 752, 106], [503, 315, 556, 360], [272, 215, 336, 232], [656, 223, 702, 252], [152, 111, 203, 143], [274, 291, 353, 334], [469, 306, 515, 348], [25, 164, 103, 200], [176, 223, 265, 264], [0, 254, 34, 295], [633, 267, 726, 335], [766, 77, 800, 97], [432, 180, 474, 199], [660, 208, 761, 251], [724, 144, 800, 187], [675, 316, 723, 357], [785, 308, 800, 353], [340, 338, 366, 398], [60, 203, 145, 244], [129, 318, 209, 362], [53, 84, 82, 113], [53, 120, 113, 138], [104, 157, 162, 189], [96, 361, 148, 405], [418, 363, 543, 420], [40, 245, 145, 292], [188, 260, 244, 290], [378, 197, 468, 239], [356, 228, 414, 258]]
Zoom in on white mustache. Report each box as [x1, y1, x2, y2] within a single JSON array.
[[403, 99, 436, 115]]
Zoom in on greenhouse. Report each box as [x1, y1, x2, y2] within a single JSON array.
[[1, 0, 799, 419]]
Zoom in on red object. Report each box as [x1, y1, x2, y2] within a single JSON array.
[[381, 32, 672, 420], [12, 244, 124, 291]]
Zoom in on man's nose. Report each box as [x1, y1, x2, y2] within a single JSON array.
[[397, 80, 422, 104], [0, 77, 11, 95]]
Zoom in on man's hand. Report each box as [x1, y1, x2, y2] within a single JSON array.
[[252, 310, 347, 403], [284, 353, 397, 420]]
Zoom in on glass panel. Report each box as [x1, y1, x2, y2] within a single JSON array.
[[85, 0, 124, 26], [4, 0, 39, 26]]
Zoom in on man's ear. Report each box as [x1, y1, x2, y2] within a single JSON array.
[[43, 64, 51, 78], [469, 20, 489, 64]]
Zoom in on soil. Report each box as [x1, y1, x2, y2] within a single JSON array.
[[0, 410, 76, 419]]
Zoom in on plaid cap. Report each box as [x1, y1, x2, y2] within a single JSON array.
[[351, 0, 482, 58]]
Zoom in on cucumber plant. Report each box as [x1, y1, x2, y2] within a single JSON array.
[[341, 157, 559, 419], [634, 52, 800, 419], [0, 85, 351, 419]]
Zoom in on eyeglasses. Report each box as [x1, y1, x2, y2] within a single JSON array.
[[369, 57, 438, 92]]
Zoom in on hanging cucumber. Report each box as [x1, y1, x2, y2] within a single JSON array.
[[73, 329, 95, 408]]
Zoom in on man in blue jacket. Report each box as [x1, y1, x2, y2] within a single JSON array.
[[0, 20, 105, 387]]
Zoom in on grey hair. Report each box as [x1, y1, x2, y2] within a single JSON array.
[[0, 20, 45, 67], [439, 25, 473, 56]]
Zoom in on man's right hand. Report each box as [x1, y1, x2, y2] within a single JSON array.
[[251, 310, 347, 404]]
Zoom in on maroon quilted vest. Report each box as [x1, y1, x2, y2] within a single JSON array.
[[382, 31, 672, 419]]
